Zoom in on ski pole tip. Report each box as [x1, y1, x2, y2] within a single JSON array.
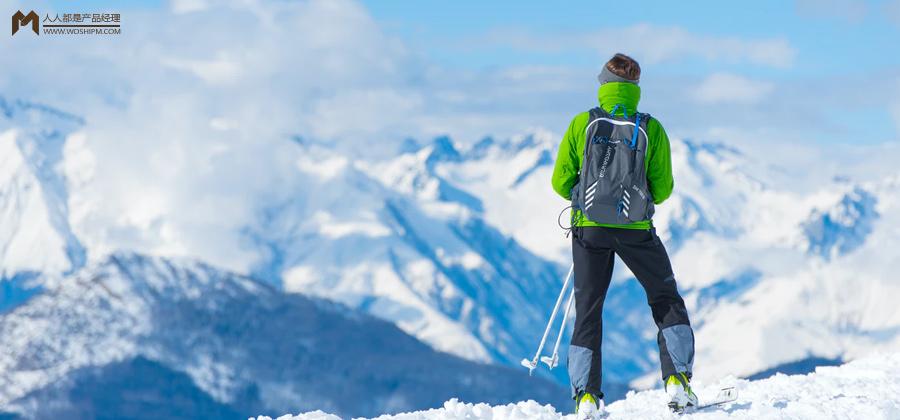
[[520, 358, 538, 375]]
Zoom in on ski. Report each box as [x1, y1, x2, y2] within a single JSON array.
[[697, 387, 738, 410], [670, 387, 738, 414]]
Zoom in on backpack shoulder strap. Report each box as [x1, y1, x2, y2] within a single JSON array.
[[629, 112, 643, 149], [584, 107, 606, 138], [638, 112, 653, 128]]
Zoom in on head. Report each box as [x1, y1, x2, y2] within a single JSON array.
[[597, 53, 641, 85]]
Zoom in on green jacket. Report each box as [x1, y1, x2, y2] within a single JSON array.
[[551, 82, 674, 229]]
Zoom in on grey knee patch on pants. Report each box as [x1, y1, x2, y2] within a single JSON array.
[[568, 344, 593, 397], [662, 324, 694, 373]]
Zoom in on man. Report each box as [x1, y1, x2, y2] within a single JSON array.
[[551, 53, 696, 418]]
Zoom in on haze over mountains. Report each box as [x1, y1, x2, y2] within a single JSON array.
[[2, 95, 900, 418]]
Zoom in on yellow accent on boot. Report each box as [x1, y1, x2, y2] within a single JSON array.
[[579, 392, 597, 407], [679, 374, 696, 394], [666, 373, 693, 390], [666, 374, 682, 388], [576, 392, 598, 414], [576, 391, 603, 419], [667, 372, 698, 409]]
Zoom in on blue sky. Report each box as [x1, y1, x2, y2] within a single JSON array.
[[360, 0, 900, 75], [356, 0, 900, 147], [19, 0, 900, 149], [3, 0, 899, 270], [42, 0, 900, 76]]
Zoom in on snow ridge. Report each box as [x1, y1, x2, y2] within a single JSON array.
[[257, 352, 900, 420], [249, 137, 566, 372], [0, 96, 86, 278], [3, 92, 900, 412], [0, 253, 567, 418]]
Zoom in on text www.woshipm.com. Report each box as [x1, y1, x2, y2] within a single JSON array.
[[42, 27, 121, 35]]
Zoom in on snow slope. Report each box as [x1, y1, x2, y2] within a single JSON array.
[[0, 253, 567, 419], [3, 93, 900, 403], [0, 96, 86, 278], [0, 97, 569, 388], [250, 137, 566, 372], [415, 132, 900, 387], [257, 352, 900, 420]]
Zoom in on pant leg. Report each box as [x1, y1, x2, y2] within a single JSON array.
[[568, 227, 615, 399], [611, 227, 694, 380]]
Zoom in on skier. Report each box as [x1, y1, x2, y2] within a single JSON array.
[[551, 53, 697, 418]]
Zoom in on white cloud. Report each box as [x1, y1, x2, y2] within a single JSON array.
[[603, 24, 796, 69], [163, 54, 242, 85], [796, 0, 868, 23], [170, 0, 209, 14], [481, 24, 797, 69], [1, 0, 603, 273], [1, 0, 896, 275], [308, 89, 424, 139], [693, 73, 775, 105], [0, 0, 425, 272]]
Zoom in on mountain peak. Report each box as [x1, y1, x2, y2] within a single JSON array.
[[681, 138, 743, 157], [425, 135, 461, 166], [0, 253, 567, 419], [0, 123, 85, 277], [802, 186, 878, 260], [397, 137, 422, 154], [0, 96, 85, 126]]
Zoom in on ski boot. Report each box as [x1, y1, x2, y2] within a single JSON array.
[[575, 391, 605, 420], [666, 372, 698, 413]]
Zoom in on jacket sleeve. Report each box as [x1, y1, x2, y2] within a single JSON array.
[[551, 115, 583, 200], [645, 117, 674, 204]]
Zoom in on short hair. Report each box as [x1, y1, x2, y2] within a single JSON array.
[[605, 53, 641, 81]]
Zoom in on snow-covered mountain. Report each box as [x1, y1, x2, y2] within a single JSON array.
[[245, 137, 565, 372], [2, 94, 900, 416], [305, 127, 900, 390], [0, 253, 566, 419], [259, 352, 900, 419], [0, 96, 86, 279]]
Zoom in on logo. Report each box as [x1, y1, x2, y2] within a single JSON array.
[[11, 11, 121, 37], [598, 145, 614, 178], [632, 184, 646, 200], [12, 10, 39, 35], [591, 136, 621, 145]]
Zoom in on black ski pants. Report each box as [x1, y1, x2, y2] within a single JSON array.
[[567, 226, 694, 399]]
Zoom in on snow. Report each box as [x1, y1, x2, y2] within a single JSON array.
[[4, 93, 900, 410], [0, 130, 68, 274], [435, 131, 568, 264], [8, 93, 900, 395], [0, 1, 896, 417], [257, 352, 900, 420], [297, 152, 350, 180], [398, 130, 900, 389], [0, 100, 86, 277], [247, 137, 567, 370], [0, 253, 567, 418], [311, 211, 392, 239]]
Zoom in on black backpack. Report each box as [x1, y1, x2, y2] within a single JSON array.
[[571, 106, 655, 224]]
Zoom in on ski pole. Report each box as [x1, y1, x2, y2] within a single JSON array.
[[542, 285, 575, 369], [521, 263, 574, 375]]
